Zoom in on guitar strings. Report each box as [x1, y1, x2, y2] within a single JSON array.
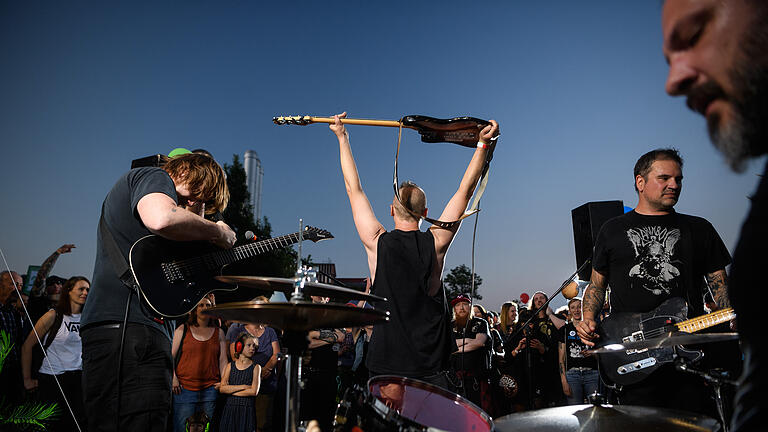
[[0, 247, 83, 432]]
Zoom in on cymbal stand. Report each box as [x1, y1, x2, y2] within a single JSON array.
[[676, 360, 737, 432]]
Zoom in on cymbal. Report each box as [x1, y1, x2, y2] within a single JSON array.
[[494, 404, 720, 432], [586, 332, 739, 355], [202, 301, 388, 331], [215, 276, 386, 302]]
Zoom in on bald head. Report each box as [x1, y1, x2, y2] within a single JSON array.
[[0, 271, 22, 304], [392, 181, 427, 223]]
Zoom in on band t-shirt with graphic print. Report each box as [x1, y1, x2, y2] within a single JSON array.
[[592, 210, 731, 317], [561, 321, 596, 370]]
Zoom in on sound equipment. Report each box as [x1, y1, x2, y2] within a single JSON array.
[[571, 201, 624, 280]]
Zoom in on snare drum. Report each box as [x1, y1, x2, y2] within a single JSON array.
[[367, 375, 494, 432]]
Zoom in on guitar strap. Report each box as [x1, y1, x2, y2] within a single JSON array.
[[392, 121, 497, 229]]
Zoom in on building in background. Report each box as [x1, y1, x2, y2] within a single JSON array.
[[244, 150, 263, 222]]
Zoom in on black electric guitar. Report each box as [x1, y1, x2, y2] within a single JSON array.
[[597, 297, 736, 386], [129, 226, 333, 317]]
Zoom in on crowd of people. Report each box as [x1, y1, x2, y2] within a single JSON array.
[[2, 247, 613, 432]]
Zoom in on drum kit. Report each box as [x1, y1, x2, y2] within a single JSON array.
[[201, 224, 735, 432]]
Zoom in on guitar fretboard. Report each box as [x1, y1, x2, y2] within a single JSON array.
[[675, 308, 735, 333]]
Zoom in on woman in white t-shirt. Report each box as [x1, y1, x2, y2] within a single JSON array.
[[21, 276, 89, 431]]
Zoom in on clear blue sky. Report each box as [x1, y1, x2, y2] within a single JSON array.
[[1, 1, 764, 311]]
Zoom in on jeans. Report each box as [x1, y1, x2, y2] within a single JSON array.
[[565, 367, 599, 405], [173, 385, 217, 432], [82, 323, 172, 432]]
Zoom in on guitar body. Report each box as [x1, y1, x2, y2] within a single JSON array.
[[401, 115, 491, 147], [597, 297, 702, 387], [129, 226, 333, 318], [130, 235, 237, 318]]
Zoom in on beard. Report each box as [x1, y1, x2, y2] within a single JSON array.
[[708, 14, 768, 172]]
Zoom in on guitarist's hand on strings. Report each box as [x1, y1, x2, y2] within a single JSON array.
[[576, 318, 599, 347]]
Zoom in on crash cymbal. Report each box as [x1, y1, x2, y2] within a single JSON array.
[[215, 276, 386, 302], [494, 404, 720, 432], [586, 332, 739, 355], [202, 301, 388, 331]]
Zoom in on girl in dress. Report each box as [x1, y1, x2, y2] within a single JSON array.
[[219, 333, 261, 432]]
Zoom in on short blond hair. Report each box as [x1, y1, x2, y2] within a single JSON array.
[[163, 153, 229, 215]]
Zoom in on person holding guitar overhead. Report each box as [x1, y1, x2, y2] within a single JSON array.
[[328, 112, 499, 391], [576, 148, 731, 414], [81, 153, 236, 432]]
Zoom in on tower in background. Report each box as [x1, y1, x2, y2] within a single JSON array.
[[244, 150, 263, 222]]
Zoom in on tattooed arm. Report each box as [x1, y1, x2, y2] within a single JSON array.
[[575, 269, 608, 347], [31, 244, 75, 296], [704, 269, 730, 309]]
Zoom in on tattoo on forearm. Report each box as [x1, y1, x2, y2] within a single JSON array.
[[32, 252, 61, 295], [705, 271, 731, 308], [582, 282, 606, 318]]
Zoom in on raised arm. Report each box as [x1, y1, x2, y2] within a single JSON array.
[[430, 120, 499, 257], [32, 244, 75, 296], [576, 269, 608, 346], [137, 193, 235, 249], [330, 113, 385, 276]]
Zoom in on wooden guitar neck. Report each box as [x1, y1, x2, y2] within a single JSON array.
[[273, 115, 406, 128], [675, 307, 736, 333]]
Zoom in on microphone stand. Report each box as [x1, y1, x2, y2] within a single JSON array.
[[507, 259, 591, 409]]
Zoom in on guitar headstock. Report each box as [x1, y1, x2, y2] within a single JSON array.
[[303, 226, 334, 242], [273, 115, 313, 126]]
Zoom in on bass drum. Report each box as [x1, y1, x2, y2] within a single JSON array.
[[367, 375, 493, 432], [334, 384, 426, 431]]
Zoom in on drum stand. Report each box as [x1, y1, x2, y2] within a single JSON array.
[[676, 361, 737, 432]]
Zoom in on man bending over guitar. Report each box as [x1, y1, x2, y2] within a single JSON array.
[[329, 112, 499, 391], [81, 153, 236, 432], [576, 148, 731, 414]]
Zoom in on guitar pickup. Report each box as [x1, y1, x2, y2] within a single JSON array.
[[622, 331, 648, 355], [617, 357, 656, 375]]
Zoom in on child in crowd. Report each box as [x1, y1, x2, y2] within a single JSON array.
[[218, 333, 261, 432]]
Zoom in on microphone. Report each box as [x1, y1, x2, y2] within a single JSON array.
[[244, 231, 257, 242]]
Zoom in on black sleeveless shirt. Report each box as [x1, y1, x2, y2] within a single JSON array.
[[366, 230, 452, 376]]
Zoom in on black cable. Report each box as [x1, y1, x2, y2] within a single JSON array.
[[115, 287, 133, 431]]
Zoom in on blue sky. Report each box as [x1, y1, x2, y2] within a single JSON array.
[[1, 1, 764, 311]]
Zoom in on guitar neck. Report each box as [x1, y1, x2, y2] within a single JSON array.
[[205, 232, 305, 268], [274, 115, 410, 128], [675, 307, 736, 333]]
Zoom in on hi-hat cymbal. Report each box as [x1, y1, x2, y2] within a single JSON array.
[[586, 332, 739, 355], [494, 404, 720, 432], [202, 301, 388, 331], [215, 276, 386, 303]]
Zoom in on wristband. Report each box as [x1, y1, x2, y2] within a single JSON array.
[[477, 141, 488, 149]]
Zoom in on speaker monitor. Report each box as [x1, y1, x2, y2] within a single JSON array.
[[572, 200, 624, 280]]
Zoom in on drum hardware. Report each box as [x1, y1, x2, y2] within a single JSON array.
[[494, 403, 721, 431], [204, 219, 389, 432], [214, 275, 386, 303], [676, 360, 737, 432]]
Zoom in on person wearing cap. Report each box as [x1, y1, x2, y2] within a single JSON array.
[[450, 294, 491, 411], [328, 113, 499, 391], [28, 244, 75, 324]]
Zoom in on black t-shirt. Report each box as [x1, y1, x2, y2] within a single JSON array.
[[592, 210, 731, 316], [561, 322, 596, 370], [82, 167, 178, 337], [366, 230, 453, 377], [450, 316, 490, 373]]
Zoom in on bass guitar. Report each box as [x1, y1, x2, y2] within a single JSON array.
[[597, 297, 736, 386], [129, 226, 333, 317]]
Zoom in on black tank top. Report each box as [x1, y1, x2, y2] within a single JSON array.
[[366, 230, 452, 376]]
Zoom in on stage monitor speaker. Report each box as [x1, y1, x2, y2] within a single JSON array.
[[572, 200, 624, 280]]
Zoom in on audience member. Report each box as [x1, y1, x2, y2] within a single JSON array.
[[171, 297, 228, 432], [0, 270, 25, 403], [558, 297, 599, 405], [219, 333, 261, 432], [450, 295, 491, 412], [21, 276, 89, 431]]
